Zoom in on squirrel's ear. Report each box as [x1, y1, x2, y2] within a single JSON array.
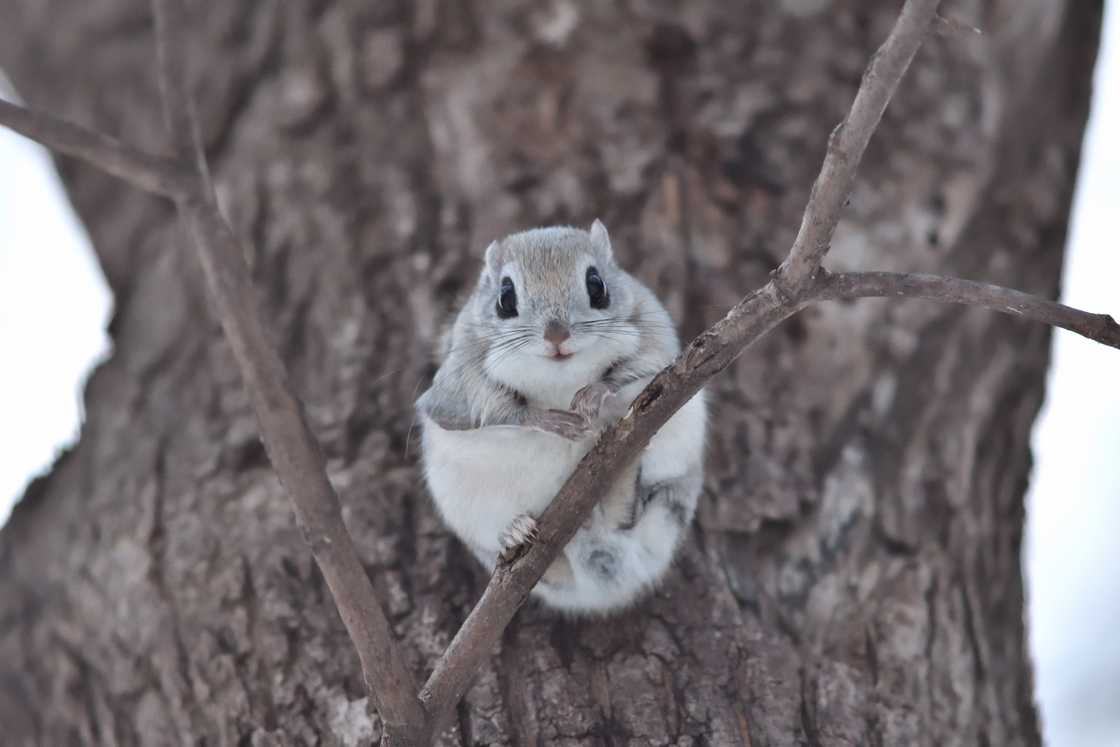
[[483, 239, 502, 279], [589, 219, 614, 263]]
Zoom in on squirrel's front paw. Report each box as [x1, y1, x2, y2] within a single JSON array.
[[499, 513, 540, 563], [526, 409, 591, 440], [570, 382, 617, 422]]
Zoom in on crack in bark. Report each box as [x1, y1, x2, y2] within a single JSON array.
[[237, 554, 281, 733], [143, 435, 209, 741], [51, 633, 109, 745], [798, 664, 822, 747], [496, 617, 530, 747], [958, 575, 987, 684], [454, 697, 472, 747], [924, 572, 940, 730]]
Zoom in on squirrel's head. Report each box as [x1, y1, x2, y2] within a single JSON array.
[[468, 221, 653, 400]]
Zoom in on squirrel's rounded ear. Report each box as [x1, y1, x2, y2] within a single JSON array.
[[484, 239, 502, 279], [589, 219, 614, 263]]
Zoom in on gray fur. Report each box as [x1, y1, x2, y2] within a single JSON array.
[[418, 223, 678, 429], [416, 221, 707, 614]]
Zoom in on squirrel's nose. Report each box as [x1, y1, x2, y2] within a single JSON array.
[[543, 320, 571, 345]]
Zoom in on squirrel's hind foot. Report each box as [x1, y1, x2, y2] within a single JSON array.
[[499, 513, 539, 563]]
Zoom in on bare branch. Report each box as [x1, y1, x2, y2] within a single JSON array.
[[776, 0, 942, 295], [0, 98, 188, 198], [420, 263, 1120, 726], [421, 0, 947, 728], [149, 0, 427, 741], [179, 203, 429, 741], [150, 0, 209, 190], [815, 271, 1120, 348], [419, 283, 801, 725]]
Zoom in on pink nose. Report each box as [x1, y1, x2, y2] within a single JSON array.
[[543, 320, 570, 345]]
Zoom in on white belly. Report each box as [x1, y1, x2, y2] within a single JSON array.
[[420, 418, 592, 555], [420, 389, 705, 545], [420, 389, 707, 614]]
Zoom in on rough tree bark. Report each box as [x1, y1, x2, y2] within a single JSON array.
[[0, 1, 1102, 744]]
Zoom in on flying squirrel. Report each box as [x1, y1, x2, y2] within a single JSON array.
[[416, 220, 706, 615]]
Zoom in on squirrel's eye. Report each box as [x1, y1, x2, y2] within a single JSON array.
[[496, 276, 518, 319], [586, 266, 609, 310]]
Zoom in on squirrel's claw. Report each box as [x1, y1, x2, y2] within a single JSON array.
[[499, 513, 540, 563]]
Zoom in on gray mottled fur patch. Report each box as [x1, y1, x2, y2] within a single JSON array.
[[586, 548, 619, 581]]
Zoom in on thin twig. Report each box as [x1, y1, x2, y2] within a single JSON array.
[[776, 0, 942, 295], [149, 0, 427, 742], [0, 98, 188, 197], [419, 0, 946, 729], [815, 271, 1120, 348], [150, 0, 209, 190], [181, 203, 429, 741]]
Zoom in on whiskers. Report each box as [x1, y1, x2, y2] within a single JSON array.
[[423, 313, 676, 425], [440, 325, 538, 360], [429, 327, 538, 425], [438, 328, 536, 382], [572, 313, 676, 345]]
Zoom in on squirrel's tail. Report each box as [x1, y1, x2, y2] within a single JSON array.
[[530, 486, 697, 616]]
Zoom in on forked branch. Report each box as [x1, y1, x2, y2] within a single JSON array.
[[0, 98, 187, 197], [417, 0, 948, 727], [817, 272, 1120, 348], [151, 0, 428, 742], [0, 3, 431, 741], [776, 0, 945, 294]]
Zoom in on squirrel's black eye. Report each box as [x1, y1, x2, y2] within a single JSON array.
[[496, 276, 518, 318], [586, 266, 609, 310]]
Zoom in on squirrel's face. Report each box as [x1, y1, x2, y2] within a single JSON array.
[[471, 222, 646, 400]]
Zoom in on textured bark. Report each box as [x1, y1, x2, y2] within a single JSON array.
[[0, 1, 1100, 745]]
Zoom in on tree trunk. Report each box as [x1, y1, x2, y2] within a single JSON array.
[[0, 1, 1101, 744]]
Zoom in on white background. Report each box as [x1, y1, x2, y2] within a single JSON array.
[[1, 6, 1117, 744]]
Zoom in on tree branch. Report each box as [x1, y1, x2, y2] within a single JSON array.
[[148, 0, 427, 742], [419, 264, 1120, 729], [0, 98, 188, 198], [420, 0, 947, 729], [178, 203, 429, 742], [419, 282, 801, 722], [776, 0, 942, 295], [815, 271, 1120, 348]]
